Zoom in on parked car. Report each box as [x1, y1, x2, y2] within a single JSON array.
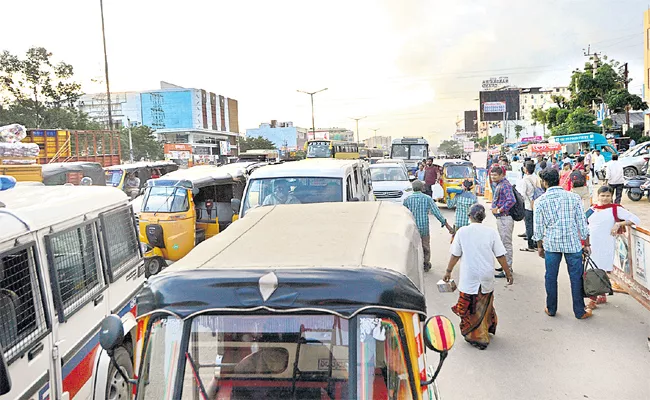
[[616, 141, 650, 177]]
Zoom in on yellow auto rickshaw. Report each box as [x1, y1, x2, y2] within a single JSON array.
[[138, 162, 264, 276], [433, 159, 475, 205], [97, 202, 457, 400], [104, 161, 179, 198]]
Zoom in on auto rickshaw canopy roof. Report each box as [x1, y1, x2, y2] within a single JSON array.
[[137, 202, 427, 319], [432, 158, 474, 168], [146, 162, 264, 189]]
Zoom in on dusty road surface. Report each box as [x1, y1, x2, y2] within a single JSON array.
[[423, 200, 650, 400]]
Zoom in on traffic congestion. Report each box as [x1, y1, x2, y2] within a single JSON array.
[[2, 2, 650, 399]]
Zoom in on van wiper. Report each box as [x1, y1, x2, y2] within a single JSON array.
[[185, 352, 209, 400]]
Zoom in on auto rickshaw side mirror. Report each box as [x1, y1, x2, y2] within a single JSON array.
[[0, 344, 11, 396], [420, 315, 456, 387], [99, 315, 138, 386], [231, 198, 242, 213], [99, 315, 125, 355]]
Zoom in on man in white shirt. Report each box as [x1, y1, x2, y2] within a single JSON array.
[[519, 162, 539, 251], [605, 154, 625, 204], [593, 150, 606, 184], [584, 151, 593, 179]]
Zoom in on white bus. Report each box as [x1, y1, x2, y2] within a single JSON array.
[[390, 137, 429, 173], [0, 181, 144, 400]]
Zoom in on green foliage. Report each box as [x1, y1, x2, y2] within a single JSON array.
[[240, 136, 277, 152], [602, 118, 613, 130], [551, 108, 599, 136], [0, 46, 92, 129], [626, 126, 650, 143], [604, 89, 647, 112], [120, 125, 163, 161], [438, 140, 463, 155], [514, 125, 523, 139], [491, 133, 504, 145]]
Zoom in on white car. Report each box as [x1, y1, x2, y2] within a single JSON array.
[[369, 163, 414, 202]]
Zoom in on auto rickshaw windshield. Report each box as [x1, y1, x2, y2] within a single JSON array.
[[141, 186, 190, 213], [445, 165, 473, 179], [137, 313, 415, 400]]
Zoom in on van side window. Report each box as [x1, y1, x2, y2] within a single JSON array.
[[346, 176, 354, 201], [353, 167, 360, 188], [0, 245, 48, 364], [100, 207, 140, 282], [47, 224, 103, 320]]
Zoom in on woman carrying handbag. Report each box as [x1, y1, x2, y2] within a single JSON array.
[[585, 186, 640, 309]]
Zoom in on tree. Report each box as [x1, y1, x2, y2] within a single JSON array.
[[0, 46, 91, 129], [491, 133, 504, 145], [239, 136, 276, 152], [120, 125, 163, 161], [437, 140, 463, 156], [602, 118, 613, 130], [531, 108, 548, 135], [551, 108, 599, 136], [514, 125, 523, 139]]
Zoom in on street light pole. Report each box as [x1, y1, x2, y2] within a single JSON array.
[[350, 116, 367, 143], [370, 128, 380, 147], [127, 117, 134, 163], [297, 88, 328, 139], [99, 0, 113, 130]]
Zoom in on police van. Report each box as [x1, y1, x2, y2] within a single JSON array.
[[0, 178, 144, 400]]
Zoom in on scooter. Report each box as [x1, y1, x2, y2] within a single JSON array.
[[624, 158, 650, 201], [640, 180, 650, 201]]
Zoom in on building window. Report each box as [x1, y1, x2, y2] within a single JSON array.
[[647, 28, 650, 50]]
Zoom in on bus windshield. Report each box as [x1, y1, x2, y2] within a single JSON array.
[[306, 142, 332, 158], [391, 144, 428, 160]]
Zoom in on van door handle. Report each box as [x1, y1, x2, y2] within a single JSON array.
[[28, 342, 44, 361], [93, 294, 104, 306]]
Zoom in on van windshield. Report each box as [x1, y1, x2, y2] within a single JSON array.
[[142, 186, 190, 213], [242, 177, 343, 215]]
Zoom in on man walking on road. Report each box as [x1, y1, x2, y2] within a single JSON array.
[[423, 157, 439, 197], [593, 150, 606, 184], [404, 180, 453, 272], [605, 154, 625, 204], [490, 165, 516, 278], [519, 162, 539, 252], [533, 169, 593, 319]]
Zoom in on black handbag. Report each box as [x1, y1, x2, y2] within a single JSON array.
[[583, 255, 613, 297]]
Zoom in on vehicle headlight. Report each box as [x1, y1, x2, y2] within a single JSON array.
[[140, 242, 152, 254]]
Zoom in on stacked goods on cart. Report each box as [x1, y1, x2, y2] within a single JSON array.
[[0, 124, 43, 181]]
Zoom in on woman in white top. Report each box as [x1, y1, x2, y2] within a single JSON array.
[[585, 185, 640, 308], [443, 204, 513, 350]]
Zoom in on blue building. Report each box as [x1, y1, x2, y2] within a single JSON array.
[[246, 121, 308, 150]]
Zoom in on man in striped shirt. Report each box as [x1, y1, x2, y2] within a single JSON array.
[[533, 168, 592, 319], [404, 180, 454, 271]]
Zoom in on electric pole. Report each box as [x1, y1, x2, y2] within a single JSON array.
[[583, 45, 604, 133], [297, 88, 328, 139], [624, 62, 630, 131], [99, 0, 113, 130], [349, 117, 366, 143], [370, 128, 380, 146]]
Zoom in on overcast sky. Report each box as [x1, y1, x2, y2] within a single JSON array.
[[3, 0, 648, 145]]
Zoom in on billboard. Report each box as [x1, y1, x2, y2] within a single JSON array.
[[464, 110, 478, 133], [479, 90, 520, 122], [483, 102, 506, 113], [141, 90, 193, 129]]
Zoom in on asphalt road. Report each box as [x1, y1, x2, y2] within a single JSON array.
[[424, 200, 650, 400]]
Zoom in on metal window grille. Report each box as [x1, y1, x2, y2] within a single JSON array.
[[101, 207, 140, 281], [0, 245, 48, 363], [48, 224, 102, 320]]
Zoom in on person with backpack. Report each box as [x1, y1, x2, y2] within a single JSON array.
[[490, 165, 519, 278], [570, 156, 590, 211]]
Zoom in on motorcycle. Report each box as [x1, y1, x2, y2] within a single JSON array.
[[624, 158, 650, 201]]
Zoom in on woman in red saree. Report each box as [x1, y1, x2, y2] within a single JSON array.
[[444, 204, 513, 350]]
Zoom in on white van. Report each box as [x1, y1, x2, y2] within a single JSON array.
[[238, 159, 374, 217], [0, 184, 144, 400]]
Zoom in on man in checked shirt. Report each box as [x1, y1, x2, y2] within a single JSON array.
[[490, 165, 516, 278], [404, 180, 454, 272], [448, 179, 478, 237], [533, 168, 593, 319]]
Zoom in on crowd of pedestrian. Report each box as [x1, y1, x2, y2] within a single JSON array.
[[400, 148, 641, 350]]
